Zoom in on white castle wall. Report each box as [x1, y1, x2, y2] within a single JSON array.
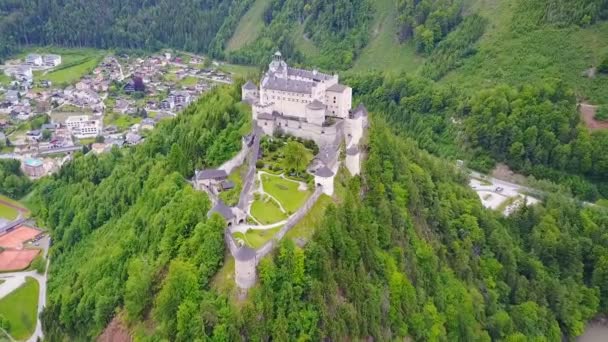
[[344, 116, 364, 144], [219, 140, 250, 174], [346, 152, 361, 176], [315, 174, 334, 196], [325, 87, 352, 118]]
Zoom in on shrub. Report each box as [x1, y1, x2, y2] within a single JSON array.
[[598, 57, 608, 74], [595, 106, 608, 121], [0, 314, 10, 331], [256, 160, 264, 169], [31, 255, 46, 274]]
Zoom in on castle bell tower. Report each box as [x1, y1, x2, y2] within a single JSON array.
[[269, 51, 287, 77]]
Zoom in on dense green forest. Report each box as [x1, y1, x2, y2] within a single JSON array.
[[396, 0, 464, 53], [0, 0, 243, 61], [239, 122, 608, 341], [226, 0, 374, 69], [0, 159, 31, 199], [4, 0, 608, 340], [33, 85, 248, 340]]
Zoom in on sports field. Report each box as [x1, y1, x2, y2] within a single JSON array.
[[0, 226, 41, 249], [0, 249, 40, 271], [0, 277, 39, 340]]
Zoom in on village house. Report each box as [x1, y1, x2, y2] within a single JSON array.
[[195, 169, 227, 188], [25, 54, 43, 66], [64, 115, 102, 138], [43, 54, 62, 67]]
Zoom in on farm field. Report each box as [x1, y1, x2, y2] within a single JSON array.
[[261, 173, 310, 213], [0, 277, 39, 340]]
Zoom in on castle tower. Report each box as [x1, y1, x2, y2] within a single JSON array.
[[345, 145, 361, 176], [314, 166, 335, 196], [235, 246, 257, 289], [268, 51, 287, 77]]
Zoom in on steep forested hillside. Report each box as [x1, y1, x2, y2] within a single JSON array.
[[238, 122, 608, 341], [29, 80, 608, 340], [33, 85, 249, 340], [0, 0, 246, 61]]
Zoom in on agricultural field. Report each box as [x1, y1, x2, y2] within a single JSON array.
[[0, 277, 39, 340], [226, 0, 271, 52], [261, 173, 310, 213]]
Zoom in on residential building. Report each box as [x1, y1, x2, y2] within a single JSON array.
[[65, 115, 102, 138], [22, 158, 45, 178], [25, 54, 43, 66], [43, 54, 62, 67]]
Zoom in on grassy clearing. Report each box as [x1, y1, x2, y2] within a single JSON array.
[[226, 0, 271, 52], [0, 203, 19, 220], [442, 0, 608, 104], [103, 113, 142, 131], [0, 194, 28, 220], [351, 0, 425, 74], [261, 173, 310, 213], [219, 164, 246, 206], [219, 63, 260, 79], [233, 226, 281, 249], [210, 253, 236, 295], [293, 25, 321, 59], [251, 196, 287, 224], [0, 73, 11, 85], [285, 194, 332, 242], [178, 76, 198, 87], [0, 277, 39, 340]]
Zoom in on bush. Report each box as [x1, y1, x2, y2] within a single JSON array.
[[0, 314, 10, 331], [31, 255, 46, 274], [598, 57, 608, 74], [256, 160, 264, 169], [595, 106, 608, 121]]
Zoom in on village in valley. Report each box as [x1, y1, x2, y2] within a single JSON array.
[[0, 48, 251, 341], [0, 48, 242, 179]]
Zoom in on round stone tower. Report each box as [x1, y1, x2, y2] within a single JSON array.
[[314, 165, 335, 196], [234, 246, 257, 289]]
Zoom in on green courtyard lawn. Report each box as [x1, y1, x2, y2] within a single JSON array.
[[0, 277, 39, 340], [250, 196, 287, 224], [261, 173, 311, 213], [233, 226, 281, 249]]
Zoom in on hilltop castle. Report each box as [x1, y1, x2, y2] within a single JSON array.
[[242, 51, 368, 180]]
